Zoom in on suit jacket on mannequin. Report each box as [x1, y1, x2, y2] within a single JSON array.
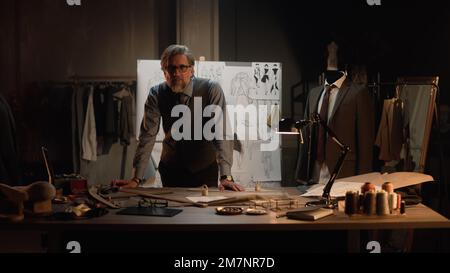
[[296, 78, 375, 183]]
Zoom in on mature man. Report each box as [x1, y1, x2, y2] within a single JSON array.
[[120, 45, 243, 191]]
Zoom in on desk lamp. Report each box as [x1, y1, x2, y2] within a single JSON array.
[[278, 113, 350, 208]]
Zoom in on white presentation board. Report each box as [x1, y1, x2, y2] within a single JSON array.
[[137, 60, 282, 184]]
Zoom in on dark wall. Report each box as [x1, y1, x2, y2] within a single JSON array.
[[219, 0, 450, 186], [281, 0, 450, 92], [0, 0, 17, 98], [219, 0, 305, 186], [15, 0, 157, 84], [0, 0, 160, 183], [2, 0, 449, 186], [221, 0, 450, 106], [219, 0, 303, 118]]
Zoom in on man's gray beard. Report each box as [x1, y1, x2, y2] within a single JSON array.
[[171, 85, 184, 93], [169, 81, 187, 93]]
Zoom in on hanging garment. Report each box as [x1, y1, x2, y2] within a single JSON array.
[[119, 95, 135, 146], [82, 87, 97, 161], [94, 85, 118, 155], [400, 85, 433, 171], [375, 98, 404, 162], [71, 85, 90, 173]]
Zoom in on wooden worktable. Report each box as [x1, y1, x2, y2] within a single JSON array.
[[1, 187, 449, 252]]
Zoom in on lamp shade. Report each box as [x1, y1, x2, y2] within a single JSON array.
[[277, 118, 299, 134]]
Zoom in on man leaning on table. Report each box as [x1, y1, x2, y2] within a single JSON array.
[[117, 45, 244, 192]]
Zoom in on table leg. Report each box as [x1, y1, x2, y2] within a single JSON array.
[[347, 230, 361, 253], [44, 231, 64, 253]]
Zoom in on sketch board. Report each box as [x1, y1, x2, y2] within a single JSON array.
[[137, 60, 282, 184]]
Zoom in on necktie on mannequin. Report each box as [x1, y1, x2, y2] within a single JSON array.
[[316, 84, 335, 164]]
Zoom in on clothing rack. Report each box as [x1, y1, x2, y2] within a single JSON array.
[[368, 74, 439, 100], [369, 76, 448, 217], [369, 78, 440, 174], [41, 76, 137, 89], [292, 73, 447, 216], [69, 75, 136, 82], [67, 75, 137, 180]]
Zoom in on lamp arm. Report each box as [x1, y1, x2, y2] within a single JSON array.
[[293, 120, 315, 181], [310, 113, 351, 202], [312, 113, 346, 149], [291, 114, 350, 196], [322, 144, 350, 200]]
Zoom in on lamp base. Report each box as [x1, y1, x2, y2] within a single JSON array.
[[305, 198, 338, 209]]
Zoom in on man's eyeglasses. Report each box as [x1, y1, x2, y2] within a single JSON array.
[[138, 198, 168, 208], [166, 65, 191, 73]]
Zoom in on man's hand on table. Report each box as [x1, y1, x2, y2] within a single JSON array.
[[112, 178, 140, 188], [112, 177, 245, 191], [219, 179, 245, 192]]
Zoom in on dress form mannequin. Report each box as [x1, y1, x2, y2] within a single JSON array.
[[325, 70, 345, 84], [324, 41, 345, 84]]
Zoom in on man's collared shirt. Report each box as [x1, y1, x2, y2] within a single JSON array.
[[313, 73, 346, 184], [133, 77, 233, 180], [317, 73, 346, 122]]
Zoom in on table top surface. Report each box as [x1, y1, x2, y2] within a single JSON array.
[[1, 187, 449, 231]]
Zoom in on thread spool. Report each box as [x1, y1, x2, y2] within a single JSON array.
[[376, 191, 390, 216], [255, 182, 261, 192], [361, 182, 376, 195], [359, 194, 364, 214], [201, 185, 209, 196], [345, 191, 359, 215], [363, 191, 377, 215], [388, 192, 398, 212], [400, 201, 406, 214], [382, 182, 394, 194]]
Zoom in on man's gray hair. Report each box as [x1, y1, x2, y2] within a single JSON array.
[[160, 44, 195, 70]]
